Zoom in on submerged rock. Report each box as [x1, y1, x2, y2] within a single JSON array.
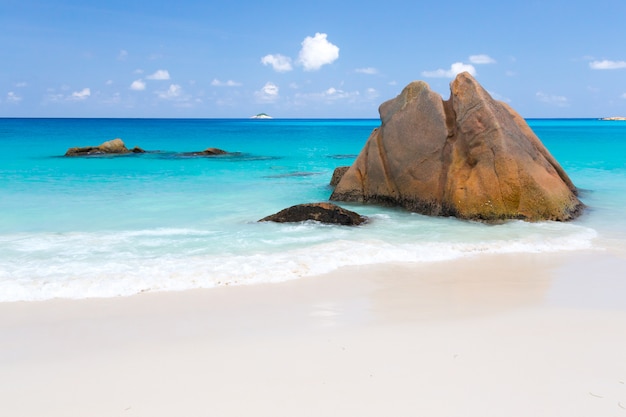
[[182, 147, 230, 156], [330, 72, 584, 222], [259, 202, 367, 226], [65, 138, 144, 156]]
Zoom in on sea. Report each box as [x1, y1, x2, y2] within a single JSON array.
[[1, 118, 625, 302]]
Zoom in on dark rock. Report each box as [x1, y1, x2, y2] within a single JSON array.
[[182, 147, 230, 156], [65, 138, 134, 156], [259, 202, 367, 225], [330, 166, 350, 187], [330, 72, 584, 222], [200, 147, 228, 155]]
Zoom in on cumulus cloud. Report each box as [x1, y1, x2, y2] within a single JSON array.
[[355, 67, 378, 75], [297, 33, 339, 71], [71, 88, 91, 100], [469, 54, 496, 64], [589, 60, 626, 70], [536, 91, 569, 107], [422, 62, 477, 78], [130, 79, 146, 91], [157, 84, 182, 99], [211, 79, 243, 87], [255, 82, 279, 102], [261, 54, 293, 72], [6, 91, 22, 102], [147, 69, 171, 80]]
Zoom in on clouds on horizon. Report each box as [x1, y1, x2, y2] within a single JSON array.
[[6, 91, 22, 103], [422, 54, 495, 78], [536, 91, 569, 107], [256, 82, 279, 102], [71, 88, 91, 101]]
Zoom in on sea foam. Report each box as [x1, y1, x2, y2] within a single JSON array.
[[0, 221, 597, 302]]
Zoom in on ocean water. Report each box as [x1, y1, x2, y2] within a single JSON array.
[[1, 118, 624, 302]]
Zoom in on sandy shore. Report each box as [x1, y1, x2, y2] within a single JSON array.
[[1, 250, 626, 416]]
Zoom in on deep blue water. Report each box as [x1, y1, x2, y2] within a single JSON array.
[[0, 118, 624, 301]]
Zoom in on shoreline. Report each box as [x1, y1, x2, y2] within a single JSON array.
[[2, 249, 626, 416]]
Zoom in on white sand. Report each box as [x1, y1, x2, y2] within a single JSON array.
[[1, 251, 626, 416]]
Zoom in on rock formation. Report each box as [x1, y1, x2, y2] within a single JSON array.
[[65, 138, 144, 156], [183, 147, 229, 156], [260, 202, 367, 225], [330, 72, 583, 222], [330, 166, 350, 187]]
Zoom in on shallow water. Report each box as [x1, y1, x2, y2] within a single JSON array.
[[0, 118, 624, 301]]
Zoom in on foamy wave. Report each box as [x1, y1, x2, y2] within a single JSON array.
[[0, 223, 597, 302]]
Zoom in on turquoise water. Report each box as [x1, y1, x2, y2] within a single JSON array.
[[1, 118, 624, 301]]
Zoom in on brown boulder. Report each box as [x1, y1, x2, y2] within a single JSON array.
[[330, 166, 350, 187], [65, 138, 144, 156], [330, 72, 583, 222], [259, 202, 367, 225]]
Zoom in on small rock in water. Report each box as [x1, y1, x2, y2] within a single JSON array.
[[259, 202, 367, 226]]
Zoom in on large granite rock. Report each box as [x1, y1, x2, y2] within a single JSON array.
[[260, 202, 367, 225], [330, 72, 584, 222], [65, 138, 144, 156]]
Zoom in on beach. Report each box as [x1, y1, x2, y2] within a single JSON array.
[[2, 249, 625, 417]]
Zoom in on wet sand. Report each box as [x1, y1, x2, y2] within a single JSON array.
[[1, 250, 625, 416]]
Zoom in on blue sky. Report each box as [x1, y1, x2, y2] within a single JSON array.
[[1, 0, 625, 118]]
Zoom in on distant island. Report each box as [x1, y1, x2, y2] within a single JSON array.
[[600, 116, 626, 121], [251, 113, 273, 119]]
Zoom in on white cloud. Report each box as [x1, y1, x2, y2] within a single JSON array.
[[355, 67, 378, 75], [296, 87, 361, 102], [117, 50, 128, 60], [6, 92, 22, 102], [71, 88, 91, 100], [211, 79, 243, 87], [261, 54, 293, 72], [622, 93, 626, 99], [536, 91, 569, 107], [297, 33, 339, 71], [130, 79, 146, 91], [366, 88, 379, 100], [422, 62, 477, 78], [15, 82, 27, 88], [589, 60, 626, 70], [157, 84, 182, 99], [147, 70, 171, 80], [469, 54, 496, 64], [255, 82, 279, 102]]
